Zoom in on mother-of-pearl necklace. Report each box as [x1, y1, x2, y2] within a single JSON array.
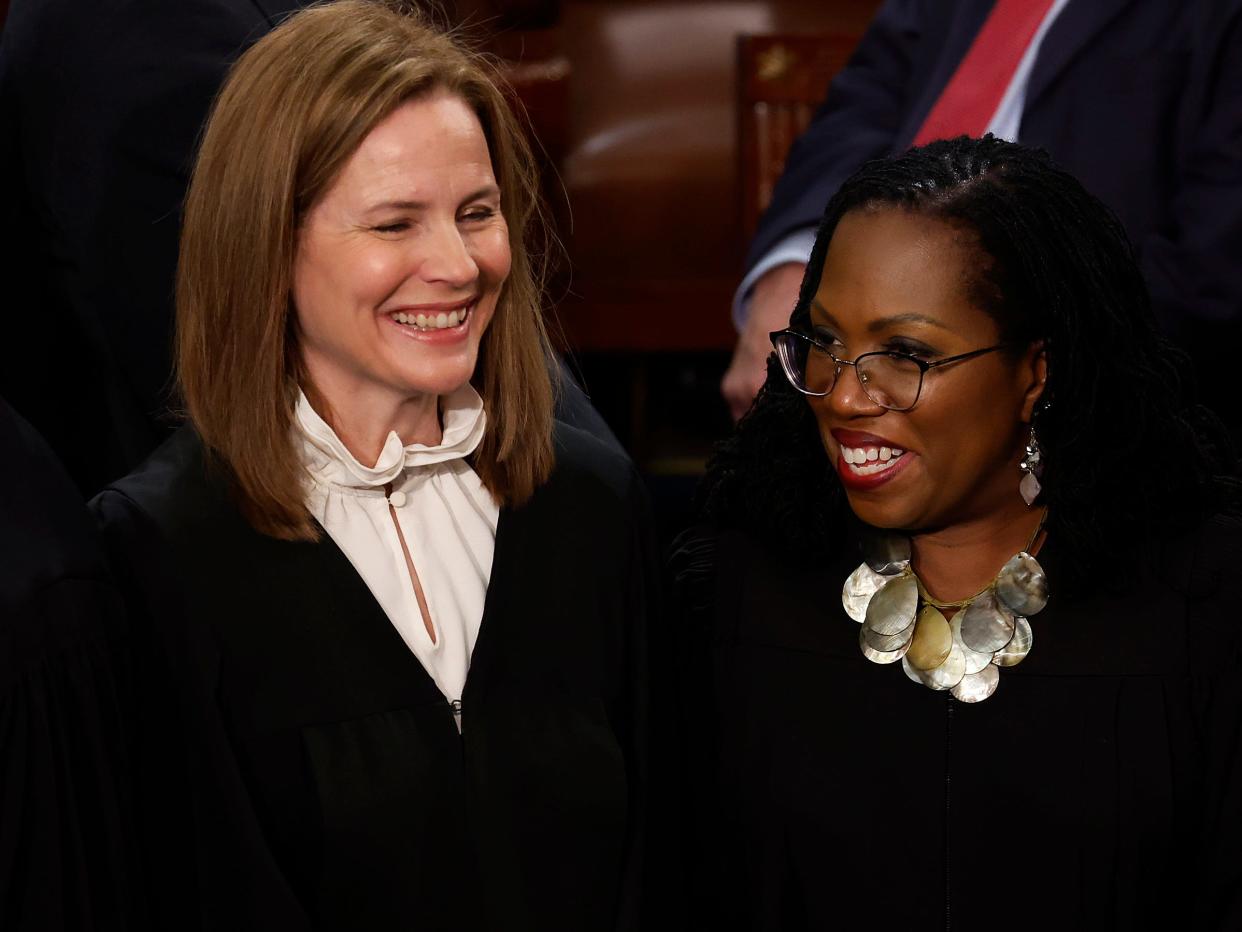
[[841, 512, 1049, 703]]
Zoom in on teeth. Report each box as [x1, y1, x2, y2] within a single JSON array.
[[848, 458, 900, 477], [841, 445, 905, 474], [392, 307, 471, 331]]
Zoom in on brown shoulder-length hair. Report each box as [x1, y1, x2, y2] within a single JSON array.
[[177, 0, 557, 540]]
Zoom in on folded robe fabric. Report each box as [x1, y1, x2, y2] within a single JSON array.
[[0, 397, 142, 931]]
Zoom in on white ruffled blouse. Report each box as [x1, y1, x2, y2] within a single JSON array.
[[296, 386, 499, 725]]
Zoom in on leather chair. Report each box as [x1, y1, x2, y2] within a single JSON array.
[[555, 0, 879, 352]]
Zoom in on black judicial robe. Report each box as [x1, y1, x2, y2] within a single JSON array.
[[91, 421, 654, 931], [671, 519, 1242, 931], [0, 398, 141, 930]]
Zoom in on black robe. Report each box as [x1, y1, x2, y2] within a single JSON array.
[[0, 398, 141, 930], [670, 518, 1242, 931], [91, 421, 655, 931]]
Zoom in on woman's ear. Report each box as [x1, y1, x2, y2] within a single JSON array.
[[1019, 340, 1049, 423]]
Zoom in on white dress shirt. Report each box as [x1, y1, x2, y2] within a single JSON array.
[[734, 0, 1072, 328], [296, 386, 499, 726]]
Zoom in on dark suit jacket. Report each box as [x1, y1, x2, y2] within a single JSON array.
[[0, 0, 300, 495], [91, 421, 654, 930], [0, 0, 618, 498], [750, 0, 1242, 348]]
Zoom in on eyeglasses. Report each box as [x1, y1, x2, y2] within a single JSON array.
[[770, 328, 1009, 412]]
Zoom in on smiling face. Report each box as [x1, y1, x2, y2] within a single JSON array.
[[291, 90, 511, 409], [808, 206, 1045, 533]]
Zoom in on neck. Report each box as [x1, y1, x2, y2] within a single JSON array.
[[910, 503, 1045, 603], [302, 372, 443, 467]]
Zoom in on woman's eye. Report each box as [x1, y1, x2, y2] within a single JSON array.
[[812, 328, 843, 348], [372, 221, 409, 234], [887, 339, 936, 359], [461, 206, 498, 223]]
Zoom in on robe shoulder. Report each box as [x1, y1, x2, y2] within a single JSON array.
[[550, 418, 641, 505]]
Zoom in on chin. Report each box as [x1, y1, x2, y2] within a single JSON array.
[[389, 355, 480, 398], [398, 372, 477, 397], [843, 493, 923, 533]]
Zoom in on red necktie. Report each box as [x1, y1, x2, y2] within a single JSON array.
[[913, 0, 1056, 146]]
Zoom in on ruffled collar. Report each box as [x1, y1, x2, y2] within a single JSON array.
[[296, 385, 487, 490]]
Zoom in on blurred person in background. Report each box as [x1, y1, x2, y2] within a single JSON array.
[[722, 0, 1242, 450], [91, 4, 653, 928], [0, 0, 299, 494], [678, 136, 1242, 930]]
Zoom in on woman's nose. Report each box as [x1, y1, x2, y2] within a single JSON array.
[[418, 221, 479, 288], [823, 362, 886, 417]]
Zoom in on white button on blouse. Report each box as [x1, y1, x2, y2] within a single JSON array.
[[295, 386, 499, 725]]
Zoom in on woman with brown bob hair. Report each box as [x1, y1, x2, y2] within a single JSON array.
[[91, 2, 653, 928]]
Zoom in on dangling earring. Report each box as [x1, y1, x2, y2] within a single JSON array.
[[1019, 422, 1043, 506]]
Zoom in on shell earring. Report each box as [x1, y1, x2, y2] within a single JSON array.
[[1018, 423, 1043, 506]]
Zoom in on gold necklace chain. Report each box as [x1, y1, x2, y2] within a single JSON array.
[[912, 508, 1048, 611]]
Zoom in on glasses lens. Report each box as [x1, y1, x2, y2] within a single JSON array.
[[774, 332, 836, 396], [855, 353, 923, 410]]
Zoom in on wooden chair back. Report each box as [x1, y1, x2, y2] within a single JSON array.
[[737, 34, 858, 242]]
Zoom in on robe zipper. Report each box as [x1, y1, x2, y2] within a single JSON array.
[[944, 696, 954, 932]]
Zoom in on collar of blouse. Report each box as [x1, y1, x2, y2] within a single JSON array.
[[295, 385, 487, 491]]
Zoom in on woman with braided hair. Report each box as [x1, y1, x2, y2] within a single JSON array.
[[672, 135, 1242, 930]]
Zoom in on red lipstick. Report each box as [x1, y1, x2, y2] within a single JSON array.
[[830, 428, 915, 491], [831, 428, 900, 448]]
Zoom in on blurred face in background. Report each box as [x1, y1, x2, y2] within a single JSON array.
[[292, 89, 511, 410], [807, 207, 1045, 533]]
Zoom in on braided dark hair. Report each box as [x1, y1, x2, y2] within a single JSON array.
[[701, 135, 1237, 587]]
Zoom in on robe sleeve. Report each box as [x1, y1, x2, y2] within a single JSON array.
[[669, 525, 814, 931], [0, 580, 142, 931], [0, 400, 143, 930], [665, 526, 749, 931], [1188, 514, 1242, 929], [613, 466, 664, 931], [89, 489, 311, 931]]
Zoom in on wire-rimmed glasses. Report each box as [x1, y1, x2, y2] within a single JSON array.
[[770, 328, 1009, 412]]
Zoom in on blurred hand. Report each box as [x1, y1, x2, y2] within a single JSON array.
[[721, 262, 807, 421]]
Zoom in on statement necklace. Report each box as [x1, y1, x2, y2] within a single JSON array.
[[841, 514, 1049, 703]]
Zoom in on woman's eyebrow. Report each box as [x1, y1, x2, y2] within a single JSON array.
[[809, 299, 840, 327], [461, 183, 501, 203], [810, 300, 953, 334], [364, 185, 500, 215], [364, 199, 428, 214], [868, 312, 955, 333]]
